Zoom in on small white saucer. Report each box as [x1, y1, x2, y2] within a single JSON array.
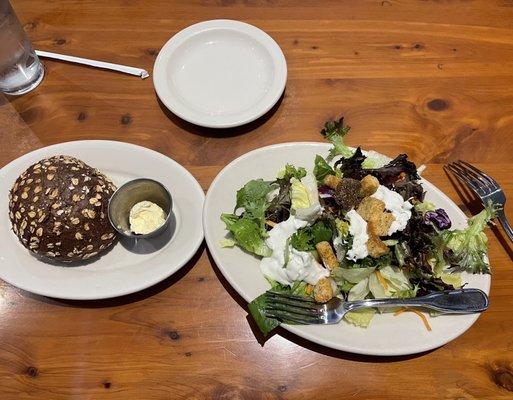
[[153, 20, 287, 128]]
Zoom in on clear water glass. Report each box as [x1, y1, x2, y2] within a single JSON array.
[[0, 0, 44, 95]]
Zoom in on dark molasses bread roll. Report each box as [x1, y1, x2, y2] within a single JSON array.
[[8, 156, 117, 262]]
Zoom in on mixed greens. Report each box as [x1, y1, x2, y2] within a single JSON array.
[[221, 117, 497, 335]]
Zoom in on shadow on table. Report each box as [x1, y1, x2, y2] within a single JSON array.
[[22, 242, 205, 308], [207, 250, 435, 363], [155, 90, 285, 138]]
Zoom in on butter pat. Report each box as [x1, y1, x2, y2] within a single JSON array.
[[129, 201, 166, 235]]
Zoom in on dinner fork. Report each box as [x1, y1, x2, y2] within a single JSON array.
[[263, 289, 489, 325], [445, 160, 513, 242]]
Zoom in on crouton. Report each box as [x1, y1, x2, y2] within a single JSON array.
[[314, 278, 334, 303], [366, 222, 390, 258], [306, 284, 314, 295], [356, 197, 385, 221], [367, 212, 395, 237], [367, 236, 390, 258], [315, 241, 339, 270], [357, 196, 395, 236], [323, 174, 342, 190], [265, 220, 277, 228], [360, 175, 380, 197]]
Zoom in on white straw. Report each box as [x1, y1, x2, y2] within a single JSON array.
[[35, 50, 149, 79]]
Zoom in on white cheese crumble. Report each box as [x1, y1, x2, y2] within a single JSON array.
[[260, 215, 329, 286], [371, 185, 413, 235], [346, 210, 369, 261]]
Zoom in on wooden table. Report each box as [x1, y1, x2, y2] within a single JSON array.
[[1, 1, 513, 398]]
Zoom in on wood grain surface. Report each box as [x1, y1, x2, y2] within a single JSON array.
[[1, 1, 513, 398]]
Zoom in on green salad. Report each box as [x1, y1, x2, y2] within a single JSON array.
[[221, 117, 497, 335]]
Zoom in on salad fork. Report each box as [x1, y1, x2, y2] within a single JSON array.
[[445, 160, 513, 242], [263, 289, 489, 325]]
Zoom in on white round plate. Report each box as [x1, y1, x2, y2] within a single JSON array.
[[203, 142, 491, 356], [0, 141, 205, 300], [153, 20, 287, 128]]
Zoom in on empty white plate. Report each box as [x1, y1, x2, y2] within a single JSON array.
[[153, 20, 287, 128]]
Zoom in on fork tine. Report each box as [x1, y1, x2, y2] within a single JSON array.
[[264, 301, 321, 316], [457, 160, 498, 189], [445, 163, 483, 195], [265, 292, 319, 310], [266, 291, 317, 304], [264, 309, 322, 324], [446, 163, 484, 193], [453, 161, 491, 191], [264, 313, 316, 324], [451, 162, 491, 195]]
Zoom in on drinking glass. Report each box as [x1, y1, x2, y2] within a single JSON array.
[[0, 0, 44, 95]]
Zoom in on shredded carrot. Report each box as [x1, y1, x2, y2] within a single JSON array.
[[265, 220, 277, 227], [375, 270, 389, 290], [394, 307, 432, 331]]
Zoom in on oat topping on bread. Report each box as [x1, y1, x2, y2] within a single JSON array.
[[8, 156, 117, 262]]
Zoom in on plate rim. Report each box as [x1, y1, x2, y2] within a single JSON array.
[[1, 140, 205, 300], [153, 19, 287, 128], [203, 141, 491, 356]]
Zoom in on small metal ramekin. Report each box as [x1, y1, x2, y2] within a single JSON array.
[[108, 178, 172, 239]]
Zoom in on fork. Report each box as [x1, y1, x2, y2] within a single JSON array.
[[263, 289, 489, 325], [445, 160, 513, 242]]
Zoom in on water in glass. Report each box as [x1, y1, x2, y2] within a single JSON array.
[[0, 1, 44, 95]]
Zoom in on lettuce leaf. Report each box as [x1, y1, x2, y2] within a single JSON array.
[[313, 155, 335, 182], [339, 280, 355, 293], [223, 179, 277, 257], [367, 267, 412, 299], [361, 150, 390, 169], [368, 272, 388, 299], [379, 266, 412, 292], [441, 273, 462, 288], [267, 279, 310, 296], [248, 294, 280, 336], [391, 284, 419, 299], [311, 220, 333, 243], [337, 267, 376, 284], [291, 174, 322, 222], [290, 229, 312, 251], [290, 178, 311, 210], [277, 164, 307, 181], [221, 213, 239, 229], [290, 221, 334, 252], [335, 218, 349, 238], [219, 238, 236, 248], [347, 277, 370, 300], [236, 179, 273, 223], [320, 117, 353, 162], [249, 281, 312, 336], [344, 308, 376, 328], [414, 201, 436, 214], [221, 214, 272, 257], [441, 201, 498, 274]]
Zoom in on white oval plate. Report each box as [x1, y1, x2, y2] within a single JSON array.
[[153, 20, 287, 128], [0, 141, 205, 300], [203, 142, 491, 356]]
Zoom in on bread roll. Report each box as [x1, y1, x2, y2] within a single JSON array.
[[8, 156, 117, 263]]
